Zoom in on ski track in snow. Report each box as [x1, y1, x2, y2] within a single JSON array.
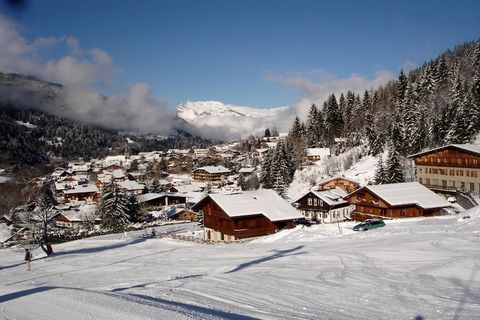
[[1, 211, 480, 319]]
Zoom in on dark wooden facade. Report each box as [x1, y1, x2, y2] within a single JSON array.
[[193, 169, 230, 183], [408, 145, 480, 194], [345, 187, 443, 221], [139, 194, 187, 209], [410, 147, 480, 169], [195, 198, 294, 240], [296, 191, 346, 212]]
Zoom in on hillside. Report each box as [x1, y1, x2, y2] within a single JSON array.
[[1, 207, 479, 319], [0, 73, 214, 166]]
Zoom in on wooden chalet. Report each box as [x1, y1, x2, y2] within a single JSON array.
[[165, 207, 197, 222], [306, 148, 331, 162], [193, 166, 232, 184], [317, 176, 360, 194], [293, 188, 353, 223], [137, 193, 187, 209], [408, 144, 480, 194], [192, 189, 303, 242], [344, 182, 451, 221], [63, 184, 100, 203]]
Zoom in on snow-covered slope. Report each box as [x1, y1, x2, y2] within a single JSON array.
[[1, 208, 480, 319], [177, 101, 292, 140]]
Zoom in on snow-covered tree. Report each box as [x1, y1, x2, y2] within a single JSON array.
[[98, 181, 130, 231], [385, 143, 405, 184], [374, 157, 386, 184], [149, 178, 162, 193]]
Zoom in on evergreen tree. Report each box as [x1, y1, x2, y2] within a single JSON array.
[[259, 149, 274, 188], [324, 94, 344, 143], [288, 116, 307, 170], [159, 157, 168, 172], [396, 69, 408, 111], [237, 173, 247, 191], [196, 210, 204, 226], [306, 104, 319, 147], [126, 193, 141, 223], [149, 178, 162, 193], [264, 128, 271, 138], [365, 111, 377, 155], [98, 181, 130, 231], [374, 158, 386, 184], [385, 143, 405, 183]]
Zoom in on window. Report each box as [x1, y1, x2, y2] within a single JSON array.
[[307, 198, 312, 206], [470, 183, 475, 192], [442, 180, 447, 187], [450, 169, 455, 176], [313, 198, 318, 206]]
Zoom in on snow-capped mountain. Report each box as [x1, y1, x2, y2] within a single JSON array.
[[177, 100, 293, 140]]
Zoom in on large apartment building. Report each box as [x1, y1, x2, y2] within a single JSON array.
[[408, 144, 480, 194]]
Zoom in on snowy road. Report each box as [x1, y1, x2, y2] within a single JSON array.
[[1, 211, 480, 319]]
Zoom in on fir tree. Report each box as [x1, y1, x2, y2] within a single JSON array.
[[264, 128, 271, 138], [98, 181, 130, 231], [385, 144, 405, 183], [149, 178, 162, 193], [260, 149, 274, 189], [126, 193, 141, 223], [237, 173, 246, 191], [374, 158, 386, 184]]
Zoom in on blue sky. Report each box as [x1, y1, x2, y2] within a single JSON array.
[[1, 0, 480, 109]]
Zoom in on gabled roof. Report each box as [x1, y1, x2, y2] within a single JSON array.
[[64, 184, 99, 194], [117, 180, 145, 191], [347, 182, 451, 209], [194, 166, 231, 174], [137, 192, 187, 204], [194, 189, 303, 222], [408, 144, 480, 158], [239, 167, 256, 173], [294, 188, 349, 207]]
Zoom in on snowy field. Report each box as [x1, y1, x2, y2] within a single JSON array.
[[1, 208, 480, 320]]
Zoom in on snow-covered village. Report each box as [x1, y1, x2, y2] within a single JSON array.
[[1, 1, 480, 319]]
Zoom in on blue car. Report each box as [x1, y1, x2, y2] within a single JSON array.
[[353, 219, 385, 231]]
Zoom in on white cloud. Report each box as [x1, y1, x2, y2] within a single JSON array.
[[265, 68, 395, 119], [0, 14, 182, 135], [401, 60, 417, 73]]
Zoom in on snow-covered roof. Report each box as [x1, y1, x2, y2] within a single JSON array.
[[307, 148, 331, 157], [203, 189, 303, 222], [408, 144, 480, 158], [293, 187, 349, 206], [361, 182, 451, 209], [137, 192, 187, 203], [310, 189, 349, 206], [239, 167, 256, 173], [64, 184, 99, 194], [112, 169, 125, 179], [118, 180, 145, 191], [195, 166, 231, 174]]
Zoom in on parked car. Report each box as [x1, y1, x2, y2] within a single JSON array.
[[294, 218, 312, 227], [353, 219, 385, 231]]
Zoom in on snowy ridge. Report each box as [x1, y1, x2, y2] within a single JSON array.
[[176, 101, 292, 140], [177, 100, 290, 122]]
